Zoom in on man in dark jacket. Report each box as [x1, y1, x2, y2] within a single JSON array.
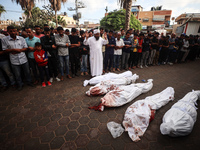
[[40, 27, 60, 82]]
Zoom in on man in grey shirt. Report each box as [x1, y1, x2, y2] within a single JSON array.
[[1, 26, 33, 91], [54, 27, 71, 80]]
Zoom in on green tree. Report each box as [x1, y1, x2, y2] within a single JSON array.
[[0, 4, 6, 21], [100, 9, 141, 31], [53, 15, 67, 27], [22, 5, 54, 28], [118, 0, 137, 32], [12, 0, 34, 18], [49, 0, 68, 27]]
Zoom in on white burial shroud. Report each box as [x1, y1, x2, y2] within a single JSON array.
[[160, 90, 200, 137], [83, 71, 132, 86], [86, 74, 139, 96], [100, 79, 153, 109], [122, 87, 175, 142]]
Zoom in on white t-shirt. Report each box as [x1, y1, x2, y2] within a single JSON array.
[[115, 38, 124, 55]]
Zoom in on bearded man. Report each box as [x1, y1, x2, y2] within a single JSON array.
[[84, 29, 108, 77]]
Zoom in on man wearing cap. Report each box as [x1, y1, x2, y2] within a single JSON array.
[[84, 29, 108, 77]]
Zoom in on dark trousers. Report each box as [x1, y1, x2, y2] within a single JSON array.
[[38, 65, 50, 82], [48, 57, 58, 78], [70, 53, 79, 75], [159, 48, 168, 63], [137, 53, 142, 66], [177, 51, 185, 63], [104, 53, 114, 70], [129, 52, 138, 67], [29, 58, 39, 81], [11, 62, 32, 87], [168, 50, 177, 63]]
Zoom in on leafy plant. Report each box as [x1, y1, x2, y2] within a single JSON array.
[[100, 9, 141, 31]]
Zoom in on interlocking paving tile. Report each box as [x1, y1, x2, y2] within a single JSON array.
[[70, 112, 81, 120], [77, 125, 89, 134], [61, 141, 76, 150], [38, 118, 50, 126], [86, 140, 101, 150], [55, 125, 68, 136], [87, 129, 99, 139], [88, 120, 100, 128], [51, 113, 62, 121], [40, 132, 55, 143], [32, 126, 46, 137], [75, 135, 89, 147], [50, 137, 65, 149], [15, 132, 31, 145], [78, 116, 90, 125], [67, 121, 79, 130], [58, 117, 70, 126], [46, 121, 59, 132], [99, 133, 113, 145], [65, 130, 78, 141]]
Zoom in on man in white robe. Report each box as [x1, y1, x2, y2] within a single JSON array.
[[84, 29, 108, 77]]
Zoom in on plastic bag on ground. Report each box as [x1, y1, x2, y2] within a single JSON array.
[[122, 87, 175, 142], [89, 79, 153, 111], [160, 90, 200, 137], [86, 74, 139, 96], [107, 121, 125, 138], [83, 71, 132, 86]]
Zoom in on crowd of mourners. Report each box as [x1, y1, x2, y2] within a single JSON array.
[[0, 24, 200, 91]]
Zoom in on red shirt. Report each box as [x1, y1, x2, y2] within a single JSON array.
[[137, 38, 143, 53], [34, 49, 48, 66], [34, 33, 44, 39]]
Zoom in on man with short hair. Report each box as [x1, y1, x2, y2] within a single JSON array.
[[34, 25, 44, 39], [149, 32, 159, 65], [141, 34, 151, 68], [122, 32, 132, 70], [65, 29, 70, 35], [55, 26, 71, 80], [68, 28, 81, 78], [114, 32, 124, 71], [104, 30, 116, 72], [40, 27, 60, 82], [84, 29, 108, 77], [1, 26, 33, 90], [25, 27, 40, 84]]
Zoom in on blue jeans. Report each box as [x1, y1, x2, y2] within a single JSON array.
[[81, 55, 88, 72], [59, 55, 69, 76], [0, 60, 16, 86], [104, 53, 114, 70], [113, 55, 121, 69], [11, 62, 32, 87]]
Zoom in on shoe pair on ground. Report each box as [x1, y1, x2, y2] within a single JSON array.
[[42, 81, 51, 87], [81, 72, 88, 76], [49, 77, 61, 83]]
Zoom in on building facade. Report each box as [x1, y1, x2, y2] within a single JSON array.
[[131, 5, 172, 30], [174, 13, 200, 36]]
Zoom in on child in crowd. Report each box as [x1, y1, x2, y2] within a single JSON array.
[[34, 42, 51, 87]]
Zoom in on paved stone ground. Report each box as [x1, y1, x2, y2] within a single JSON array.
[[0, 60, 200, 150]]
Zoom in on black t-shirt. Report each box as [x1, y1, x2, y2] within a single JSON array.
[[68, 35, 81, 54], [142, 38, 151, 52], [79, 38, 89, 55], [151, 37, 158, 50]]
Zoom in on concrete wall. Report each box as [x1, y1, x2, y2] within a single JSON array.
[[185, 22, 200, 35]]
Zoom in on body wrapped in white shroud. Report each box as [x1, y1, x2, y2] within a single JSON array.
[[83, 71, 132, 86], [122, 87, 175, 142], [160, 90, 200, 137], [86, 74, 139, 96]]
